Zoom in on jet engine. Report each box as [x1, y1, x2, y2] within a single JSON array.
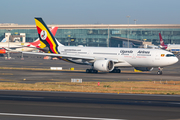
[[0, 49, 6, 54], [93, 60, 114, 72], [134, 67, 153, 71]]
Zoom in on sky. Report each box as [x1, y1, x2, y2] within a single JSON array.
[[0, 0, 180, 24]]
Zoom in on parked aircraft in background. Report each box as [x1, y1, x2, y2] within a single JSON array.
[[0, 27, 58, 54], [159, 33, 180, 52], [22, 18, 178, 75], [133, 43, 159, 49], [1, 38, 7, 42]]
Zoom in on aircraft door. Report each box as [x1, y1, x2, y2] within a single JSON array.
[[155, 52, 160, 60]]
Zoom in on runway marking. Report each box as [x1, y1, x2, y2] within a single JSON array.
[[0, 113, 125, 120], [135, 78, 153, 81], [0, 96, 44, 99], [92, 79, 107, 81]]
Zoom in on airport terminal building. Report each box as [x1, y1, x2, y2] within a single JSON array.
[[0, 23, 180, 47]]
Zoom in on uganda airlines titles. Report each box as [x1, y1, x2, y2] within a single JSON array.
[[120, 50, 133, 55], [137, 50, 151, 56], [120, 50, 151, 56]]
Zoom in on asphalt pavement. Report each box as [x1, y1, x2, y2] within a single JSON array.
[[0, 90, 180, 120]]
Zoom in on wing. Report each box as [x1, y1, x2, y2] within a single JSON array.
[[22, 51, 94, 61], [2, 47, 23, 51], [22, 51, 123, 63]]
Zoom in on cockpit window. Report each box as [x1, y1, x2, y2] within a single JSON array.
[[166, 54, 175, 57]]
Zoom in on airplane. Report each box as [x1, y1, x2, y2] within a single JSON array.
[[0, 27, 58, 54], [0, 38, 8, 54], [159, 33, 180, 52], [132, 43, 159, 49], [1, 38, 7, 42], [0, 36, 8, 54], [22, 18, 178, 75]]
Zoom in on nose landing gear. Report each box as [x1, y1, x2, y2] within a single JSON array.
[[157, 67, 163, 75]]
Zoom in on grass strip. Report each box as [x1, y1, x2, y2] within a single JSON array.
[[0, 81, 180, 95]]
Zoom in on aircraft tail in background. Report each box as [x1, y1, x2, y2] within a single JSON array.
[[159, 33, 168, 50], [159, 33, 165, 46], [27, 26, 59, 48], [1, 38, 7, 42], [50, 27, 58, 36]]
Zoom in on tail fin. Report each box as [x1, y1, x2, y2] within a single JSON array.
[[28, 26, 59, 48], [28, 39, 40, 47], [1, 38, 7, 42], [34, 17, 63, 54], [159, 33, 165, 46], [50, 27, 58, 36]]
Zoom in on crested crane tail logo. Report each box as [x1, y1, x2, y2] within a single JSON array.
[[40, 30, 47, 40]]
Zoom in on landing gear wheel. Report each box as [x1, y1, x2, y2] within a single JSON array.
[[157, 71, 162, 75], [90, 69, 94, 73], [157, 67, 163, 75], [86, 69, 98, 73], [93, 70, 98, 73], [114, 69, 118, 73], [86, 69, 90, 73], [110, 69, 121, 73]]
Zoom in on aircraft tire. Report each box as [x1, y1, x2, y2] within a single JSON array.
[[86, 69, 90, 73], [109, 69, 121, 73], [93, 70, 98, 73], [118, 69, 121, 73], [86, 69, 98, 73], [90, 69, 94, 73], [157, 71, 162, 75]]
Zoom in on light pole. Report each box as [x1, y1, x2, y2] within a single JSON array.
[[126, 15, 130, 48], [107, 25, 109, 47], [134, 19, 137, 24], [7, 29, 12, 59]]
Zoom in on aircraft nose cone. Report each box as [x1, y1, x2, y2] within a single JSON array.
[[167, 56, 179, 66], [172, 57, 179, 65], [175, 57, 179, 63]]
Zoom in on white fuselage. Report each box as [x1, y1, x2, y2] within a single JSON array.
[[58, 46, 178, 68], [0, 42, 36, 52], [166, 44, 180, 51]]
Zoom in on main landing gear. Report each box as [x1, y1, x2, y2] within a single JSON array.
[[86, 67, 121, 74], [157, 67, 163, 75], [109, 68, 121, 73], [86, 69, 98, 73]]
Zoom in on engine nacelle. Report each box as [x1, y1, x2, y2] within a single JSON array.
[[94, 60, 114, 72], [134, 67, 153, 71]]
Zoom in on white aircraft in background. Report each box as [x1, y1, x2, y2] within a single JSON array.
[[132, 43, 159, 49], [0, 27, 58, 54], [22, 18, 178, 75], [1, 38, 7, 42], [159, 33, 180, 52]]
